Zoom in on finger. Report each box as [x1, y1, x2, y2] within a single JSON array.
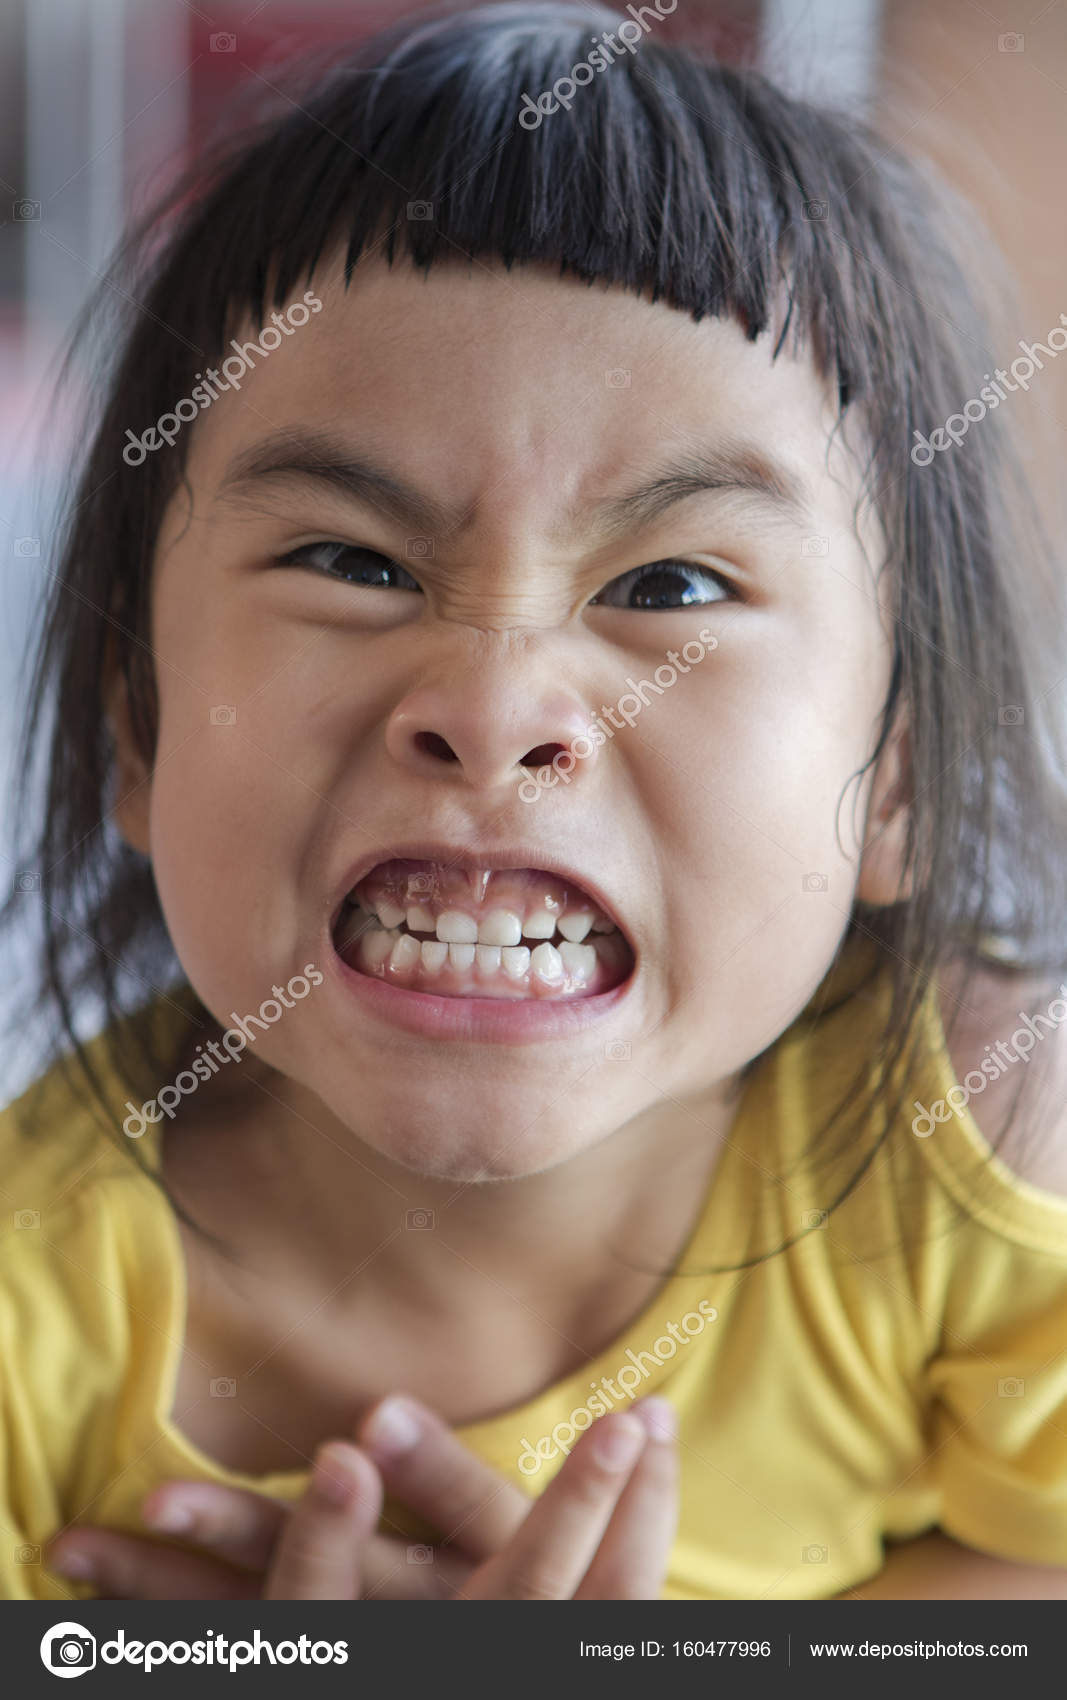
[[46, 1530, 259, 1600], [463, 1412, 648, 1600], [358, 1395, 529, 1558], [145, 1475, 471, 1601], [265, 1442, 382, 1600], [141, 1480, 288, 1571], [574, 1398, 678, 1599]]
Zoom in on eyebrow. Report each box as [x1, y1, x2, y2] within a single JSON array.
[[585, 440, 813, 540], [217, 427, 813, 543], [218, 430, 461, 537]]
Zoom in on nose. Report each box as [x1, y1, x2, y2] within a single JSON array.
[[384, 668, 599, 793]]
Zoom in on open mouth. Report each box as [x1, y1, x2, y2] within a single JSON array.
[[332, 858, 635, 1001]]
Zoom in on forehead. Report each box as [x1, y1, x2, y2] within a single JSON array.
[[191, 253, 862, 532]]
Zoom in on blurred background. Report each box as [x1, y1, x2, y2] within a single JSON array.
[[1, 0, 1065, 1098]]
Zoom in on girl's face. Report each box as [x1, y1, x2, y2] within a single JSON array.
[[118, 256, 898, 1180]]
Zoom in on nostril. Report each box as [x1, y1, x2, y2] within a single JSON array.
[[522, 743, 569, 769], [414, 731, 460, 763]]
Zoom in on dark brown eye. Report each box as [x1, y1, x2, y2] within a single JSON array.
[[591, 560, 732, 610], [275, 543, 422, 590]]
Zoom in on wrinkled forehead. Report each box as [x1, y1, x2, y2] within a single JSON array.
[[187, 251, 879, 565]]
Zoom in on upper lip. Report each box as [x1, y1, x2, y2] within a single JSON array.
[[330, 840, 634, 950]]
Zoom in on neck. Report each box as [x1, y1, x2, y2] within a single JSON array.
[[162, 1053, 742, 1367], [164, 1054, 740, 1428]]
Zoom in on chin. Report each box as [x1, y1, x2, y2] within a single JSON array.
[[326, 1091, 596, 1185]]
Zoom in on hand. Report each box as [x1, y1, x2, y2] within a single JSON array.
[[46, 1395, 677, 1600]]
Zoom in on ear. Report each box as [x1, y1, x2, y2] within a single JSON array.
[[106, 661, 152, 856], [856, 709, 913, 906]]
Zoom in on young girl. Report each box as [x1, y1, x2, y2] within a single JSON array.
[[4, 0, 1067, 1603]]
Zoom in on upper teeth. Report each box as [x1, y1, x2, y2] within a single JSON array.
[[436, 910, 480, 944], [356, 900, 608, 946], [557, 911, 594, 942]]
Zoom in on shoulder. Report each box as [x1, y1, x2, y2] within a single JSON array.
[[0, 1046, 171, 1350], [937, 955, 1067, 1198], [0, 1039, 148, 1222], [0, 1056, 182, 1525], [0, 1068, 181, 1577], [0, 982, 199, 1228]]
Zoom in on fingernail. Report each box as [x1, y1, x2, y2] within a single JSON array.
[[312, 1444, 361, 1508], [144, 1502, 195, 1534], [49, 1547, 96, 1580], [635, 1397, 677, 1441], [593, 1414, 645, 1471], [361, 1395, 421, 1457]]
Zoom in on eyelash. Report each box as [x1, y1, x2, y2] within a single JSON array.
[[273, 542, 736, 609]]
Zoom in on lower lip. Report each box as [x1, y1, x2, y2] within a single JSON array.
[[329, 940, 637, 1044]]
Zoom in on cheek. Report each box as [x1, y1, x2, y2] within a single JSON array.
[[145, 683, 325, 1014], [146, 555, 405, 1016], [154, 549, 377, 789], [637, 633, 882, 1051], [147, 757, 282, 1001], [644, 631, 881, 886]]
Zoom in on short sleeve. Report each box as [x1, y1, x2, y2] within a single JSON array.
[[923, 1224, 1067, 1566], [0, 1018, 197, 1602], [0, 1276, 94, 1601], [0, 1185, 128, 1602]]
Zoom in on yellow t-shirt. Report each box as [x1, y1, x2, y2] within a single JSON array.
[[3, 936, 1067, 1601]]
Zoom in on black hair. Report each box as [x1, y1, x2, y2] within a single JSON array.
[[5, 0, 1067, 1266]]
